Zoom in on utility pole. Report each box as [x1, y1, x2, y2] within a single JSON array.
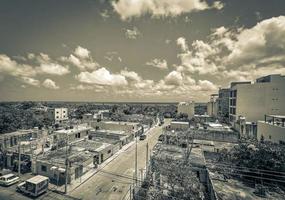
[[18, 136, 21, 177], [146, 143, 149, 171], [135, 133, 138, 187], [65, 134, 69, 194]]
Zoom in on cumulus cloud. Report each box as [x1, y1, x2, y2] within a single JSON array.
[[21, 77, 40, 87], [120, 70, 142, 82], [0, 55, 37, 77], [176, 16, 285, 81], [164, 70, 183, 86], [177, 37, 188, 52], [125, 27, 141, 39], [74, 46, 90, 59], [38, 63, 70, 76], [112, 0, 224, 20], [61, 46, 99, 71], [76, 67, 128, 86], [146, 58, 168, 69], [42, 79, 60, 89]]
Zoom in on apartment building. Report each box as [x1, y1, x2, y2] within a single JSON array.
[[48, 108, 68, 124], [217, 88, 230, 123], [177, 101, 195, 119], [229, 74, 285, 137]]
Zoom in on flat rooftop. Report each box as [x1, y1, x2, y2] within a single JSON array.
[[171, 121, 189, 125], [27, 175, 48, 184], [102, 121, 139, 126], [0, 129, 37, 138], [54, 126, 91, 135]]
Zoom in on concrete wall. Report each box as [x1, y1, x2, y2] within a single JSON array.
[[257, 121, 285, 143]]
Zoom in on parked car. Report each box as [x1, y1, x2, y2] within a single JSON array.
[[0, 169, 12, 176], [17, 175, 49, 197], [0, 174, 19, 186], [139, 135, 146, 140]]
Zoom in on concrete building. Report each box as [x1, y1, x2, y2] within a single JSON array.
[[257, 115, 285, 144], [53, 125, 91, 145], [90, 121, 142, 135], [217, 88, 230, 123], [170, 121, 189, 131], [229, 74, 285, 137], [82, 113, 93, 123], [48, 108, 68, 124], [89, 129, 132, 146], [0, 129, 40, 151], [35, 139, 113, 185], [177, 101, 195, 119], [207, 94, 218, 117]]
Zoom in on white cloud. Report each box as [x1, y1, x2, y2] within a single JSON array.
[[61, 46, 99, 71], [125, 27, 141, 39], [177, 37, 188, 52], [146, 58, 168, 69], [120, 70, 142, 82], [100, 9, 110, 20], [74, 46, 90, 59], [0, 54, 36, 77], [112, 0, 223, 20], [21, 77, 40, 87], [38, 63, 70, 76], [164, 70, 183, 86], [42, 79, 60, 89], [76, 67, 128, 86]]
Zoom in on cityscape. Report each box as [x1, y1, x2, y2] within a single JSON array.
[[0, 0, 285, 200]]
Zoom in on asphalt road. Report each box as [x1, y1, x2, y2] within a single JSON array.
[[69, 119, 170, 200], [0, 182, 78, 200]]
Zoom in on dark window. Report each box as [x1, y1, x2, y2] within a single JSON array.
[[41, 165, 47, 172]]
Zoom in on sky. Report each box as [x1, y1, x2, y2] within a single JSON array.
[[0, 0, 285, 102]]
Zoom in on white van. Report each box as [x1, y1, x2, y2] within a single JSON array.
[[0, 174, 19, 186], [17, 175, 49, 197]]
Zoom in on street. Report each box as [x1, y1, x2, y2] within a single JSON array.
[[0, 183, 79, 200], [69, 119, 170, 200]]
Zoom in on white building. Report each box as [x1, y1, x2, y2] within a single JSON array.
[[207, 94, 218, 117], [257, 115, 285, 144], [48, 108, 68, 124], [229, 74, 285, 137], [177, 101, 195, 119]]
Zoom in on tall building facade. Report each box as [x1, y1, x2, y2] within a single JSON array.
[[229, 74, 285, 137], [217, 88, 230, 123]]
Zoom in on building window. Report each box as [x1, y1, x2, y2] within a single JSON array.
[[41, 165, 47, 172], [107, 150, 111, 154]]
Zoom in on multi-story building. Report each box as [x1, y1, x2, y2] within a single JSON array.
[[48, 108, 68, 124], [229, 74, 285, 137], [217, 88, 230, 123], [207, 94, 218, 117], [177, 101, 195, 119]]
